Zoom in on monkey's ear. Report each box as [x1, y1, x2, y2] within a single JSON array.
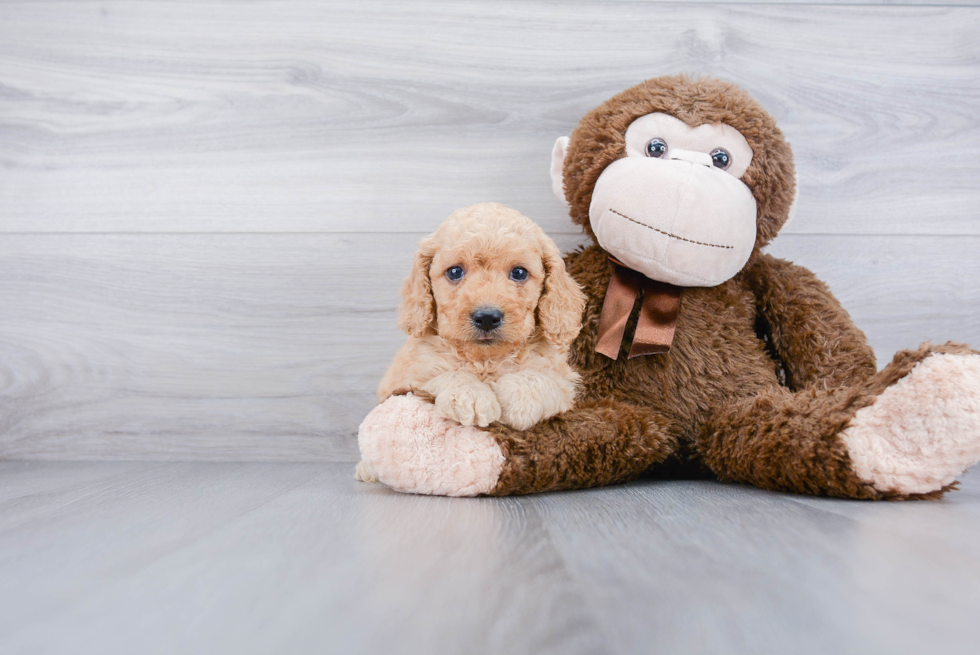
[[397, 238, 437, 338], [782, 169, 801, 230], [550, 136, 570, 207], [537, 236, 586, 348]]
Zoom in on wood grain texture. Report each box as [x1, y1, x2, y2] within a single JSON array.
[[0, 232, 975, 461], [0, 462, 606, 655], [0, 1, 978, 460], [1, 1, 979, 235], [1, 6, 978, 649], [0, 461, 977, 654], [530, 470, 980, 654]]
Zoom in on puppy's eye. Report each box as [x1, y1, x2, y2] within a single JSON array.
[[710, 148, 731, 170], [509, 266, 528, 282], [446, 266, 465, 282], [646, 138, 667, 159]]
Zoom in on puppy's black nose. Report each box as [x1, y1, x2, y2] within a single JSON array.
[[472, 308, 503, 332]]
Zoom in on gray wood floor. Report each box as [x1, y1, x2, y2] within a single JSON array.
[[0, 461, 977, 655]]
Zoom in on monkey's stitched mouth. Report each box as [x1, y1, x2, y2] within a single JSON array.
[[609, 208, 733, 250]]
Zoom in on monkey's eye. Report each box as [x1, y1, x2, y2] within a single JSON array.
[[446, 266, 465, 282], [646, 138, 668, 159], [509, 266, 528, 282], [710, 148, 732, 170]]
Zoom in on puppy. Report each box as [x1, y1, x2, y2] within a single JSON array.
[[356, 203, 586, 483]]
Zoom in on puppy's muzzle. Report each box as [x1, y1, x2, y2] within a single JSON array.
[[471, 307, 503, 333]]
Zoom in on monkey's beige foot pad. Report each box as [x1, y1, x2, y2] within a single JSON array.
[[358, 394, 505, 497], [842, 353, 980, 495]]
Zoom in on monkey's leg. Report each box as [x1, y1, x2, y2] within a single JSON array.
[[698, 343, 980, 499], [357, 394, 677, 497]]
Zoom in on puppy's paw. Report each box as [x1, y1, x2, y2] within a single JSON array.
[[494, 379, 547, 431], [354, 460, 379, 483], [435, 381, 501, 427], [493, 371, 573, 431]]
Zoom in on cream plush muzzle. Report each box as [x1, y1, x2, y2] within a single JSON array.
[[588, 155, 757, 287]]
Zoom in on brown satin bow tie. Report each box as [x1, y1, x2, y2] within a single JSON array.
[[595, 259, 682, 360]]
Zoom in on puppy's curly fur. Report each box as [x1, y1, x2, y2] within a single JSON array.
[[367, 202, 586, 467]]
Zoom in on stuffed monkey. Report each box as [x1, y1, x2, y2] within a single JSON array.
[[359, 75, 980, 499]]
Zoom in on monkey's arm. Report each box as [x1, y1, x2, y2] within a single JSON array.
[[487, 399, 677, 494], [358, 392, 679, 496], [741, 252, 876, 391]]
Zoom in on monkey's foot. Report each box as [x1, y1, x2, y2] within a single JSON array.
[[842, 353, 980, 495], [357, 394, 505, 497]]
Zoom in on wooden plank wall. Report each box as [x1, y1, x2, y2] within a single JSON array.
[[1, 0, 978, 461]]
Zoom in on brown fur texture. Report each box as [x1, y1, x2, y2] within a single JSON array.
[[489, 242, 974, 499], [377, 202, 587, 431], [479, 75, 976, 499]]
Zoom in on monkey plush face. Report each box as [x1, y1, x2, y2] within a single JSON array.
[[551, 76, 798, 288], [587, 112, 757, 286]]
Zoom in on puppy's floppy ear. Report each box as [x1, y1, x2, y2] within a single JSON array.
[[537, 236, 586, 348], [398, 237, 437, 338]]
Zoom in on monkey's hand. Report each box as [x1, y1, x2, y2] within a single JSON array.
[[491, 370, 577, 431], [423, 371, 501, 428]]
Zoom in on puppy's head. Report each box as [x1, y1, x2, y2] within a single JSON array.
[[399, 203, 585, 356]]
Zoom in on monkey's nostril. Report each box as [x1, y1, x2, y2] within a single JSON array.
[[471, 308, 503, 332]]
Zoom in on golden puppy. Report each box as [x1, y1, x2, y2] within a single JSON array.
[[356, 203, 586, 481]]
